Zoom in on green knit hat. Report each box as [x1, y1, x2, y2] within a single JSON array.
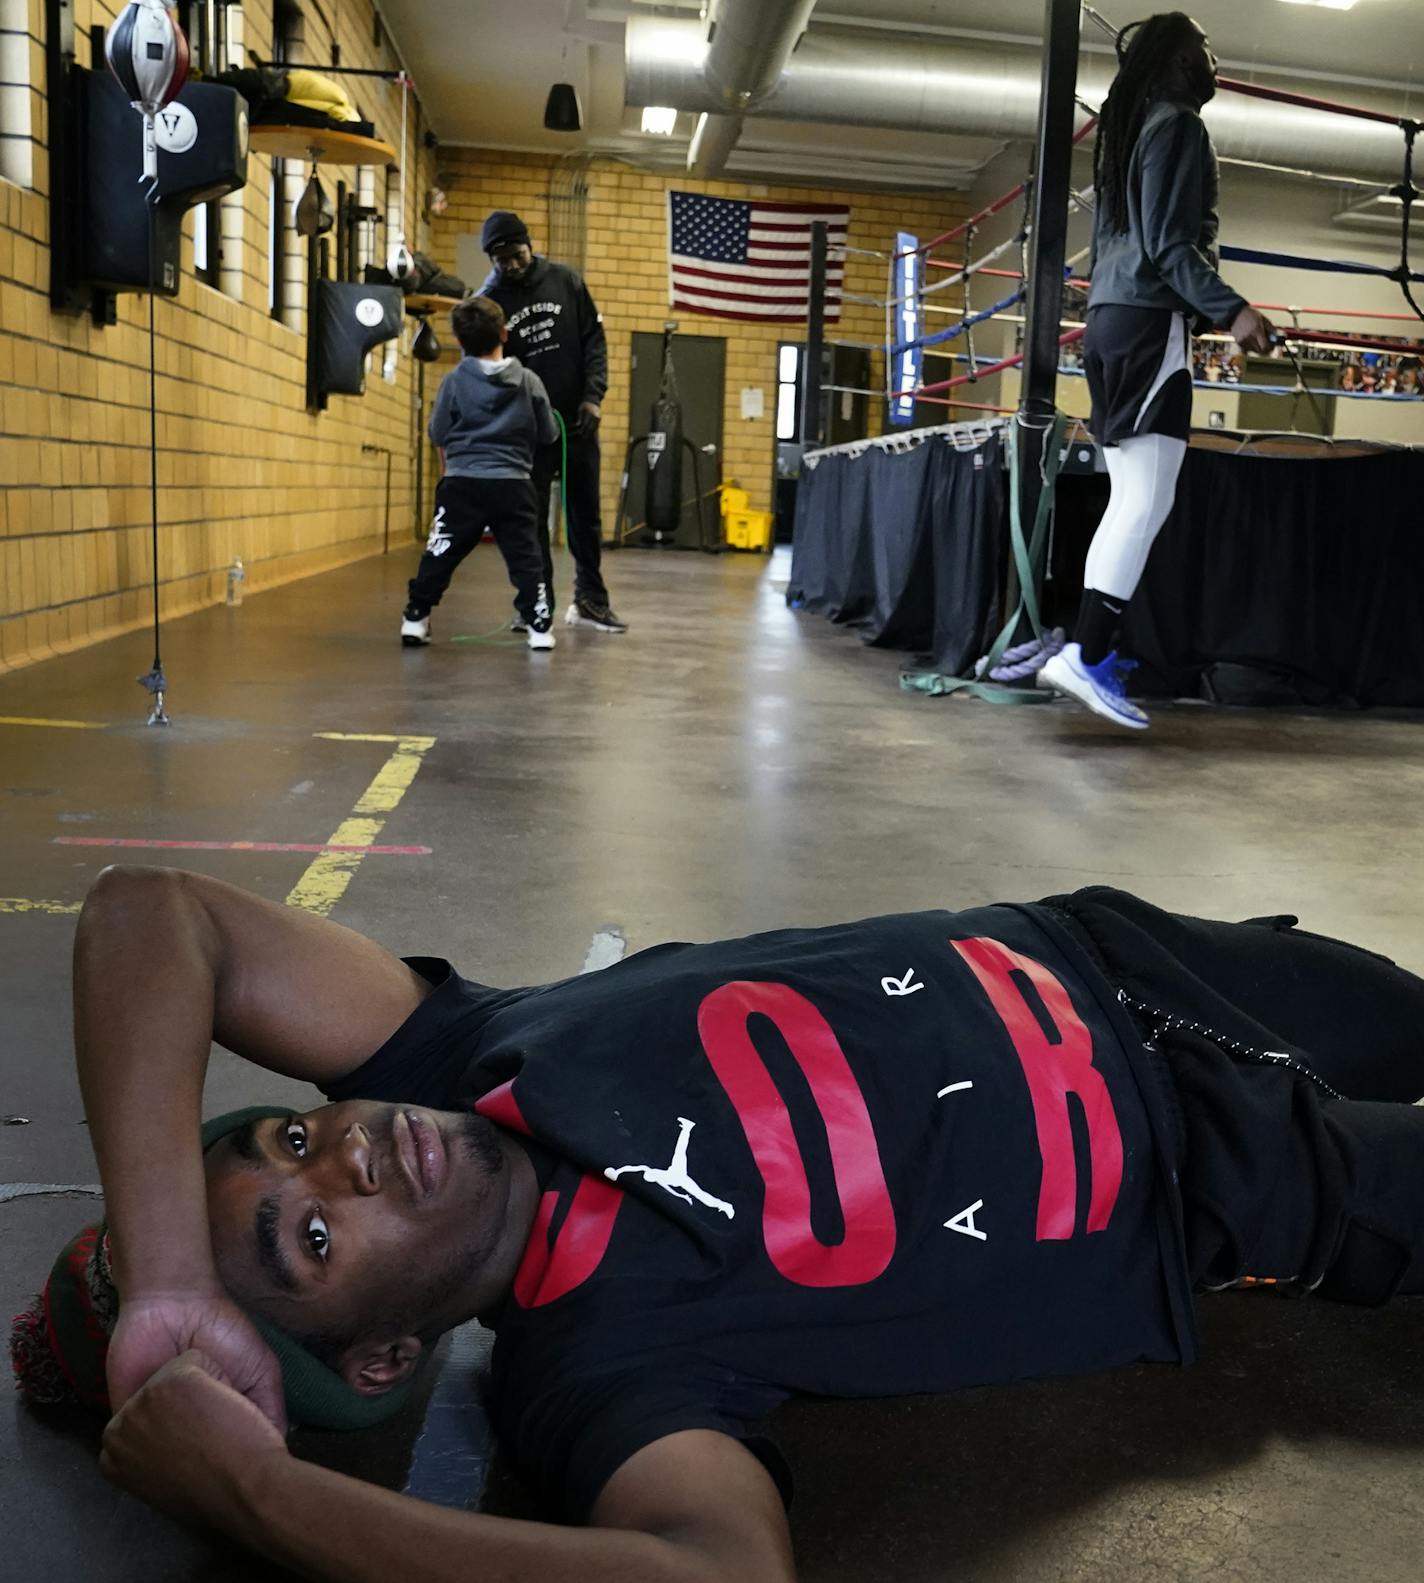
[[9, 1106, 421, 1430]]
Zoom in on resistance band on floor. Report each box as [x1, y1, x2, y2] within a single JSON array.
[[900, 411, 1068, 704]]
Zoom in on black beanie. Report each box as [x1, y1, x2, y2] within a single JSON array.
[[481, 210, 531, 254]]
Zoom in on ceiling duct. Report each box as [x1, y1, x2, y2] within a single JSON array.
[[626, 19, 1406, 185], [684, 0, 819, 177]]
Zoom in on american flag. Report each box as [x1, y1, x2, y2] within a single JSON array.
[[668, 191, 848, 323]]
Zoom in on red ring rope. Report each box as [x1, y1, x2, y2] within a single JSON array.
[[1278, 327, 1424, 357], [913, 327, 1085, 399], [1214, 74, 1407, 131], [896, 118, 1098, 261], [930, 264, 1424, 328]]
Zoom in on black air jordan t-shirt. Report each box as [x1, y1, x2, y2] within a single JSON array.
[[326, 903, 1194, 1520]]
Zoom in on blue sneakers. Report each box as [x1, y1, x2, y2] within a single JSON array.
[[1038, 642, 1150, 730]]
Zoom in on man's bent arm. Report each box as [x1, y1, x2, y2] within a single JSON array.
[[103, 1360, 795, 1579], [74, 865, 429, 1302], [236, 1430, 795, 1583]]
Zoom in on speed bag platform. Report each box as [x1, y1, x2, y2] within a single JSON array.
[[316, 283, 405, 398]]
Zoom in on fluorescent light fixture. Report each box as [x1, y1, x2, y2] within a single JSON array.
[[640, 106, 679, 136], [1277, 0, 1360, 11]]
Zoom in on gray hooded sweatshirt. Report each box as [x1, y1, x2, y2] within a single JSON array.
[[428, 354, 560, 480], [1088, 98, 1247, 329]]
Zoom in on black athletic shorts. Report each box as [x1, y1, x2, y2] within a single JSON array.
[[1084, 304, 1192, 446]]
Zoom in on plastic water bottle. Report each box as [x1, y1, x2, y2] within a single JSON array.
[[226, 558, 245, 607]]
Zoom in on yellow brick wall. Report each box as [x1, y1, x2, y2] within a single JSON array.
[[431, 149, 969, 522], [0, 0, 438, 674]]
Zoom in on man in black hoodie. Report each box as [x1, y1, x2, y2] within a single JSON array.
[[479, 211, 627, 634]]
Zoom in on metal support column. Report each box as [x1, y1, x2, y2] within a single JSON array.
[[1009, 0, 1082, 631], [415, 359, 428, 539], [800, 220, 828, 450]]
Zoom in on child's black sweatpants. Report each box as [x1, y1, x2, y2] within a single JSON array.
[[406, 475, 550, 629]]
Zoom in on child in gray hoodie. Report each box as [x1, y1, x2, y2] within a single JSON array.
[[401, 295, 561, 650]]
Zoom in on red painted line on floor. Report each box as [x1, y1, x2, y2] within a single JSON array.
[[51, 837, 432, 855]]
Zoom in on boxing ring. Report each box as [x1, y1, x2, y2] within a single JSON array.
[[788, 2, 1424, 709]]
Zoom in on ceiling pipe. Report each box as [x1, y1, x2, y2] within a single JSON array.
[[685, 0, 819, 177], [702, 0, 819, 110], [687, 112, 744, 177], [626, 19, 1406, 184]]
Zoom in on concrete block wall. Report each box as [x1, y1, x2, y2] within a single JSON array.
[[0, 0, 439, 674], [431, 149, 970, 522]]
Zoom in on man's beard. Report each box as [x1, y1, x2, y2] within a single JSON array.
[[455, 1110, 507, 1180], [396, 1114, 509, 1335], [1187, 60, 1216, 106]]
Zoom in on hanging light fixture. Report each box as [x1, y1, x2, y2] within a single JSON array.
[[543, 83, 583, 132]]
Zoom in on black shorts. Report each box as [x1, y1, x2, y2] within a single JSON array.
[[1084, 305, 1192, 446]]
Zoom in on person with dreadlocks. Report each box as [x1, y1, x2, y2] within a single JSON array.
[[12, 865, 1424, 1578], [1040, 13, 1274, 730]]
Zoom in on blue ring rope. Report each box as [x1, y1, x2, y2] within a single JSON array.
[[1220, 244, 1424, 285], [1053, 364, 1423, 401], [890, 287, 1026, 357]]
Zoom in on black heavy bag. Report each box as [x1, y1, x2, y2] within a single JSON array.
[[645, 333, 683, 539]]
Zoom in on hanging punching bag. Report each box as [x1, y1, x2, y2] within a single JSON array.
[[645, 331, 683, 542], [105, 0, 190, 181], [412, 319, 441, 362]]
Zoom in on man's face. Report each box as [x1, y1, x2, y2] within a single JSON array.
[[491, 242, 533, 283], [204, 1101, 511, 1351], [1180, 25, 1218, 104]]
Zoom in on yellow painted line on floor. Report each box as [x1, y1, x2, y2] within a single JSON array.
[[314, 732, 425, 744], [284, 735, 437, 917], [0, 897, 83, 915], [0, 715, 107, 730]]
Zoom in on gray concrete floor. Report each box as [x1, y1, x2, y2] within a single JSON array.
[[2, 542, 1422, 1580]]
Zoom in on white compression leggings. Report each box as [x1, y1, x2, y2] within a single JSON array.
[[1081, 432, 1188, 601]]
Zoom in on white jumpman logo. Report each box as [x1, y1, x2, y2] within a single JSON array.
[[605, 1117, 735, 1219]]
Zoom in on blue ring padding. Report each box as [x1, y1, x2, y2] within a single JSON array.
[[1220, 245, 1424, 284], [1053, 365, 1424, 401], [890, 287, 1025, 357]]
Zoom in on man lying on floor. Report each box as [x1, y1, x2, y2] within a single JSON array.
[[14, 867, 1424, 1583]]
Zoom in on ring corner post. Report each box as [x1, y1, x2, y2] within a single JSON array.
[[1012, 0, 1083, 629], [801, 220, 829, 451]]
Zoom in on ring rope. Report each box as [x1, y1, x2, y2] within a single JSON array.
[[1085, 4, 1423, 325], [897, 117, 1098, 262], [1220, 245, 1424, 284], [915, 328, 1085, 400], [1050, 365, 1422, 403], [889, 286, 1026, 357], [907, 233, 1028, 304]]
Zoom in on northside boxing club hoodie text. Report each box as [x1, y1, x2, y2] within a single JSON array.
[[480, 257, 609, 421]]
